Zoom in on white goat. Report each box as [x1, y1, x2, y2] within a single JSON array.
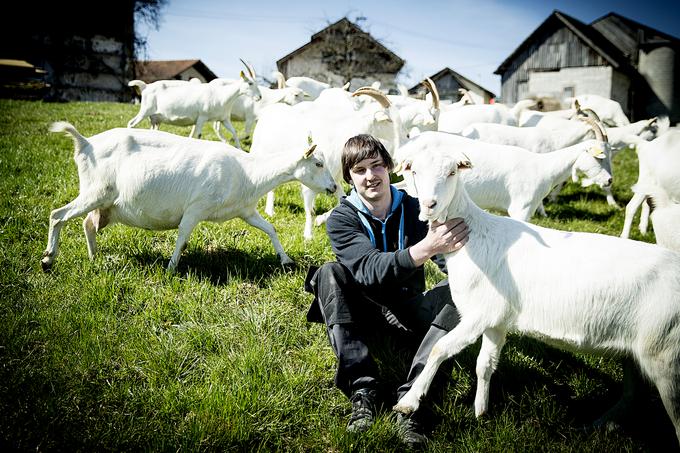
[[127, 61, 261, 149], [648, 190, 680, 252], [42, 123, 337, 272], [386, 78, 441, 137], [574, 106, 667, 153], [621, 130, 680, 240], [392, 146, 680, 445], [396, 129, 612, 222], [128, 77, 202, 97], [437, 99, 536, 133], [518, 106, 576, 127], [517, 108, 657, 209], [458, 88, 484, 105], [463, 116, 649, 211], [251, 86, 406, 239], [209, 80, 307, 142], [461, 120, 593, 154], [567, 94, 630, 126], [276, 72, 330, 101]]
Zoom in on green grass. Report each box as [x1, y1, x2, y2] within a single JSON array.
[[0, 99, 676, 452]]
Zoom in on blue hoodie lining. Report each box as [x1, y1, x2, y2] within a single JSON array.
[[346, 186, 406, 252]]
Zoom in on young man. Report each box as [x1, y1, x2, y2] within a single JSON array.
[[305, 134, 469, 446]]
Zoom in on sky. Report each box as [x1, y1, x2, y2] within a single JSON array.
[[136, 0, 680, 97]]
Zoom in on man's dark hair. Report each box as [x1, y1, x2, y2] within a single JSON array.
[[341, 134, 394, 184]]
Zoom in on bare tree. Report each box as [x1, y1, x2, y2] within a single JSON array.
[[317, 18, 403, 84], [133, 0, 169, 59]]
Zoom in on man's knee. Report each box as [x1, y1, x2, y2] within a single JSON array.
[[317, 261, 352, 281], [312, 262, 355, 295], [312, 262, 357, 326]]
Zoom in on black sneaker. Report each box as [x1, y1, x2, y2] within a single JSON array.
[[347, 388, 377, 433], [395, 411, 428, 447]]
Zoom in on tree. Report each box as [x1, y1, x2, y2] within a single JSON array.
[[317, 18, 404, 85], [133, 0, 169, 59]]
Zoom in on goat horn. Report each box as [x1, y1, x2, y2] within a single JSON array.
[[352, 87, 391, 108], [421, 78, 440, 110], [578, 116, 608, 143], [239, 58, 256, 79], [577, 107, 602, 124], [303, 144, 317, 159]]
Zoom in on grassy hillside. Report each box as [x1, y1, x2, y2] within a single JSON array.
[[0, 99, 675, 452]]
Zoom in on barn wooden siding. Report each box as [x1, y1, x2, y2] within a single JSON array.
[[500, 26, 612, 103]]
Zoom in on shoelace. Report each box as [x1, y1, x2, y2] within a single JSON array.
[[349, 391, 375, 422]]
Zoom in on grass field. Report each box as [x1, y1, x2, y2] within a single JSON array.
[[0, 99, 677, 452]]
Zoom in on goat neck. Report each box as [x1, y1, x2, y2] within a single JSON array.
[[241, 150, 305, 194]]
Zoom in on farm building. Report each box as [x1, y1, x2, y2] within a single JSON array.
[[133, 60, 217, 83], [1, 1, 141, 102], [276, 18, 405, 92], [495, 10, 680, 123], [408, 67, 496, 104]]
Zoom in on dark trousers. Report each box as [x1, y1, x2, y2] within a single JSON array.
[[305, 262, 460, 403]]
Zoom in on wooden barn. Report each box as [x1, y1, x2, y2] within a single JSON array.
[[494, 10, 680, 123], [1, 1, 141, 102], [133, 60, 217, 84], [408, 67, 495, 104], [276, 18, 405, 92]]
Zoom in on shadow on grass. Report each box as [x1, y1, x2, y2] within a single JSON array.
[[439, 335, 679, 451], [368, 331, 678, 451], [544, 199, 618, 222], [130, 247, 299, 286]]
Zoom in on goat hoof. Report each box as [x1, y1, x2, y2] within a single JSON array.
[[392, 404, 414, 415], [40, 258, 52, 273], [279, 257, 295, 267]]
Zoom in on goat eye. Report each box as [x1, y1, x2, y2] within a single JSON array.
[[315, 162, 323, 168], [449, 171, 456, 176]]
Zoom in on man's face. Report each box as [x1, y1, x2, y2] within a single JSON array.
[[349, 156, 390, 204]]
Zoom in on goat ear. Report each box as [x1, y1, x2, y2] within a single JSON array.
[[648, 117, 658, 126], [342, 82, 351, 91], [457, 154, 473, 170], [240, 70, 247, 81], [374, 111, 391, 122], [588, 146, 606, 159], [303, 144, 317, 159]]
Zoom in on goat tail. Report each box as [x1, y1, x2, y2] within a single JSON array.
[[50, 122, 89, 154], [128, 79, 147, 95]]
